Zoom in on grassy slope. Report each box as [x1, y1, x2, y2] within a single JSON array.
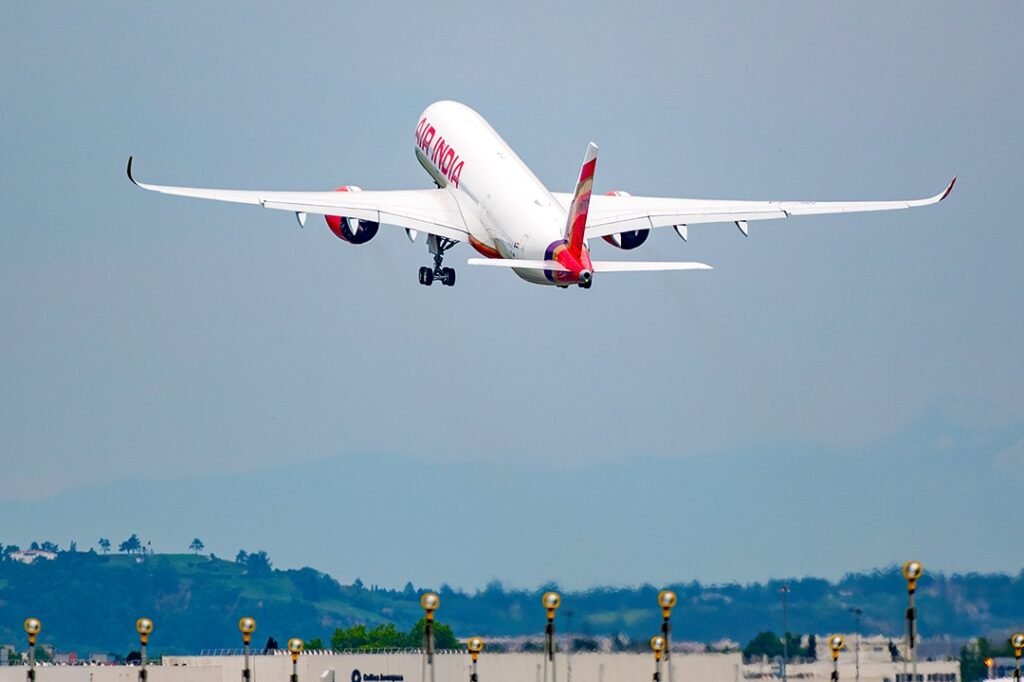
[[0, 553, 1021, 656]]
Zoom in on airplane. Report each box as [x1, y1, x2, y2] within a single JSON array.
[[127, 100, 955, 289]]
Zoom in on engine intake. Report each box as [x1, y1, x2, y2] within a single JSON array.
[[600, 190, 649, 250], [325, 186, 380, 244]]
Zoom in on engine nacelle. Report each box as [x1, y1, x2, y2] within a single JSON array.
[[600, 190, 649, 250], [325, 186, 380, 244]]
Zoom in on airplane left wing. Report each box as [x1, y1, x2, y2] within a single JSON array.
[[127, 157, 470, 242], [551, 177, 956, 240]]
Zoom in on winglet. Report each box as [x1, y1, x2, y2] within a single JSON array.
[[939, 175, 957, 201], [126, 156, 138, 186]]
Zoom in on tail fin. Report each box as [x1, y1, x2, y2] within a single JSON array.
[[564, 142, 598, 257]]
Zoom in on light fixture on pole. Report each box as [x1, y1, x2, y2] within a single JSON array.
[[1010, 632, 1024, 682], [23, 618, 41, 682], [136, 618, 154, 682], [848, 608, 863, 682], [239, 617, 257, 682], [902, 561, 923, 682], [829, 635, 845, 682], [565, 610, 574, 682], [467, 637, 485, 682], [542, 591, 561, 682], [658, 591, 677, 682], [650, 636, 667, 682], [287, 638, 304, 682], [421, 592, 440, 682]]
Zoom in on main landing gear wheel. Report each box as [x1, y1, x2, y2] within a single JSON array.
[[418, 235, 459, 287]]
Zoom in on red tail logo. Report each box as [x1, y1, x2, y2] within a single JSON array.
[[564, 142, 598, 257]]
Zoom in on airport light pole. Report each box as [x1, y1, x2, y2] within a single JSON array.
[[565, 610, 574, 682], [848, 608, 863, 682], [658, 591, 678, 682], [542, 591, 561, 682], [829, 635, 845, 682], [1010, 632, 1024, 682], [467, 637, 485, 682], [136, 618, 154, 682], [780, 585, 790, 682], [239, 617, 257, 682], [23, 618, 41, 682], [902, 561, 923, 682], [650, 636, 667, 682], [421, 592, 440, 682], [287, 639, 303, 682]]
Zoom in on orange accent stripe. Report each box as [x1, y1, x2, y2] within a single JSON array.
[[470, 235, 501, 258]]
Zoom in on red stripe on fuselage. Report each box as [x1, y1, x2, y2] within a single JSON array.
[[469, 235, 501, 258]]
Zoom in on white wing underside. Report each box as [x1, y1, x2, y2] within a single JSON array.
[[126, 158, 469, 242], [552, 177, 957, 239]]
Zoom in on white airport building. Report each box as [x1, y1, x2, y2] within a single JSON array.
[[0, 650, 960, 682]]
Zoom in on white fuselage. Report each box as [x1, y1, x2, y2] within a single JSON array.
[[413, 101, 571, 285]]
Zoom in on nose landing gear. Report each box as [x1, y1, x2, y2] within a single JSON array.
[[419, 235, 458, 287]]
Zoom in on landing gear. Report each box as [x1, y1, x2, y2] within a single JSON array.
[[418, 235, 458, 287]]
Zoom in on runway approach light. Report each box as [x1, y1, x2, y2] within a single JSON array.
[[421, 592, 441, 621], [902, 561, 924, 590], [1011, 633, 1024, 682], [650, 635, 667, 682], [136, 618, 154, 635], [1012, 632, 1024, 656], [24, 618, 41, 638], [829, 635, 845, 682], [288, 639, 304, 682], [24, 618, 41, 682], [657, 590, 677, 682], [650, 636, 666, 661], [543, 591, 561, 620], [239, 617, 257, 682], [136, 618, 154, 682], [468, 636, 485, 682], [239, 617, 257, 637], [541, 591, 561, 682], [658, 590, 677, 618]]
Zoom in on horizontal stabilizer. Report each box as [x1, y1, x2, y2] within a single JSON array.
[[591, 261, 712, 272], [467, 258, 569, 272]]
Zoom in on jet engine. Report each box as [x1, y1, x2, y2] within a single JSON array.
[[600, 190, 649, 250], [325, 186, 380, 244]]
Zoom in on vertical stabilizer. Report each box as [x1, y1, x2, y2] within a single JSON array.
[[564, 142, 598, 257]]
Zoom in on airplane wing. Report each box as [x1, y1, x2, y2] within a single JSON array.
[[550, 177, 956, 240], [126, 157, 469, 242]]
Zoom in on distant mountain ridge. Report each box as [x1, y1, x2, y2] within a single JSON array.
[[0, 551, 1021, 655]]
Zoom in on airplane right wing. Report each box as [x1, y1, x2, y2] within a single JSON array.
[[550, 177, 957, 240], [127, 157, 470, 242]]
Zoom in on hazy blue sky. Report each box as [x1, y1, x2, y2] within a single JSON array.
[[1, 2, 1021, 590]]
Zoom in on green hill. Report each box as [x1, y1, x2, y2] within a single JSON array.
[[1, 550, 1022, 656]]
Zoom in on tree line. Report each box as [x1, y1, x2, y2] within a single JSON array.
[[313, 619, 460, 652]]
